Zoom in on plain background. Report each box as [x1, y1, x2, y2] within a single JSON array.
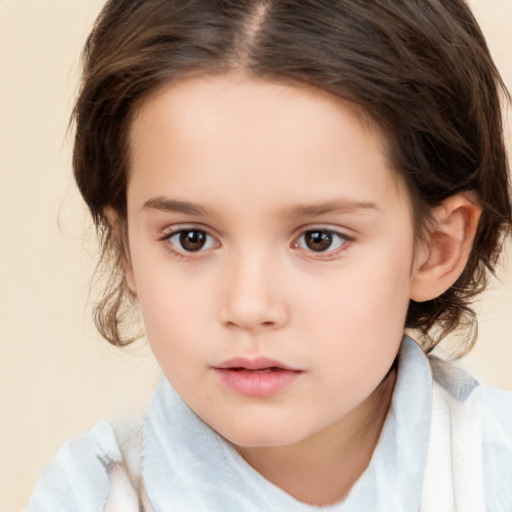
[[1, 1, 511, 510]]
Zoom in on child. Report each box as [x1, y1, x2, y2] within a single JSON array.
[[28, 0, 512, 510]]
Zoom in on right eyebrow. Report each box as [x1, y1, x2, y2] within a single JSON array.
[[142, 197, 209, 216], [283, 199, 380, 219]]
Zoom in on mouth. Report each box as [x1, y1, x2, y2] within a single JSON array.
[[213, 357, 301, 372], [212, 357, 303, 397], [226, 367, 285, 373]]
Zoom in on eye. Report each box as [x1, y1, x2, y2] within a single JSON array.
[[165, 229, 218, 253], [295, 229, 348, 253]]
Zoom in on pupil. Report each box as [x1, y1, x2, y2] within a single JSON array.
[[305, 231, 332, 251], [180, 230, 206, 251]]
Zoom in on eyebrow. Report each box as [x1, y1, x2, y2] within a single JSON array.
[[142, 197, 209, 216], [284, 199, 380, 218]]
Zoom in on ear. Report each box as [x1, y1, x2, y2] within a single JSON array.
[[104, 207, 137, 296], [409, 192, 481, 302]]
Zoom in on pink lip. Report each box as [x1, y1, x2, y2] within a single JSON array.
[[212, 357, 303, 397]]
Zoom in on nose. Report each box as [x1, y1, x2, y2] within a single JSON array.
[[218, 251, 289, 332]]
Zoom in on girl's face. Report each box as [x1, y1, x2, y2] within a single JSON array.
[[125, 74, 416, 448]]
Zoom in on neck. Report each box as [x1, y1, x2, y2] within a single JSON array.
[[235, 367, 397, 506]]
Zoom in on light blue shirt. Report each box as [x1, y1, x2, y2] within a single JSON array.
[[28, 338, 512, 511]]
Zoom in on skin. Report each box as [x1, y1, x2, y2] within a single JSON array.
[[122, 74, 478, 505]]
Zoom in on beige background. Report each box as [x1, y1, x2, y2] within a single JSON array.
[[0, 1, 511, 510]]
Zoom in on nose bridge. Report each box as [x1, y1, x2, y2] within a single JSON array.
[[219, 244, 288, 330]]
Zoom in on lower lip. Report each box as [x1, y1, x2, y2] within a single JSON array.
[[213, 368, 302, 397]]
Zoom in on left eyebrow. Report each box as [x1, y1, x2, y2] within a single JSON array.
[[142, 197, 209, 216], [283, 199, 380, 218]]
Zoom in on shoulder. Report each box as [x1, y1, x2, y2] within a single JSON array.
[[27, 420, 139, 512], [480, 384, 512, 507], [480, 383, 512, 459], [480, 383, 512, 427], [428, 353, 512, 423], [428, 354, 512, 508], [428, 353, 512, 429]]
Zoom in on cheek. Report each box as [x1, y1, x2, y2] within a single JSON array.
[[133, 268, 211, 362], [298, 243, 412, 369], [301, 249, 411, 331]]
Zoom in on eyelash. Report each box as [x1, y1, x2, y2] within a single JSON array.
[[159, 226, 353, 260]]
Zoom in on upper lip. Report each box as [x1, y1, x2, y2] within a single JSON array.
[[212, 357, 302, 371]]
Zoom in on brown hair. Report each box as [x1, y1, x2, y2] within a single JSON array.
[[73, 0, 511, 352]]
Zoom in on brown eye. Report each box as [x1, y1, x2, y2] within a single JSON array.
[[296, 229, 347, 253], [178, 230, 208, 251], [304, 231, 333, 251]]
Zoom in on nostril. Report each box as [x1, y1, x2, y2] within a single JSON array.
[[223, 319, 276, 329]]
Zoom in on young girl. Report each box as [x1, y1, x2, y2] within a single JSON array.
[[28, 0, 512, 510]]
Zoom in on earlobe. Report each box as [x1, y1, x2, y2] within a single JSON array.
[[104, 207, 137, 296], [409, 192, 481, 302]]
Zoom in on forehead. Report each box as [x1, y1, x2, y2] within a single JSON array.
[[127, 74, 408, 214]]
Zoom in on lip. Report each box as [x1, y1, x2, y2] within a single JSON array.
[[212, 357, 303, 397]]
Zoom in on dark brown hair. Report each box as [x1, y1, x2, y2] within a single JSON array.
[[73, 0, 511, 352]]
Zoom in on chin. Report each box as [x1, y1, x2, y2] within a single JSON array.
[[214, 418, 310, 449]]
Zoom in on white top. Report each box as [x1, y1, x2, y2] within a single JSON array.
[[27, 337, 512, 511]]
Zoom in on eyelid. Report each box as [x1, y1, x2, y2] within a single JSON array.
[[159, 222, 219, 239]]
